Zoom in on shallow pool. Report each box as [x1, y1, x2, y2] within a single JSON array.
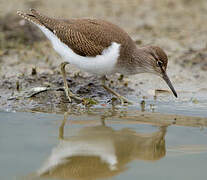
[[0, 111, 207, 180]]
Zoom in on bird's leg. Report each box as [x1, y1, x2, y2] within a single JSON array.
[[101, 116, 106, 126], [59, 112, 69, 140], [60, 62, 82, 102], [101, 75, 132, 105]]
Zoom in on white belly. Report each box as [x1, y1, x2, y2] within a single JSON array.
[[38, 25, 121, 75]]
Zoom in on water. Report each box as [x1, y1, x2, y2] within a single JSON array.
[[0, 111, 207, 180]]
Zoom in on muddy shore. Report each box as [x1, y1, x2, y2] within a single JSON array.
[[0, 0, 207, 113]]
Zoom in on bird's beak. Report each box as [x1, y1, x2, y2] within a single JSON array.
[[162, 71, 177, 98]]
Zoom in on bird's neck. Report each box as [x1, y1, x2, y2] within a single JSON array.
[[132, 46, 151, 67], [116, 45, 153, 75]]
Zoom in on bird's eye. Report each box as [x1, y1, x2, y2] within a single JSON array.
[[157, 61, 163, 67]]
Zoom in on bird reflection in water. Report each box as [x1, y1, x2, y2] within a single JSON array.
[[37, 113, 167, 180]]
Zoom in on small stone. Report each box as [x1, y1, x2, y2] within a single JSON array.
[[31, 67, 37, 75], [201, 63, 207, 71], [192, 98, 199, 104]]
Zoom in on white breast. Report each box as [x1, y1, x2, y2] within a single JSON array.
[[38, 25, 121, 75]]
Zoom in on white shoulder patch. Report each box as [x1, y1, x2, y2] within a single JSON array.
[[37, 25, 121, 75]]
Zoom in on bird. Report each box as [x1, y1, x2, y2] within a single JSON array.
[[17, 9, 177, 105]]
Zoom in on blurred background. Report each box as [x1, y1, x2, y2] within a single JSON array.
[[0, 0, 207, 110]]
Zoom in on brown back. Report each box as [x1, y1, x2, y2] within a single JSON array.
[[18, 9, 136, 57]]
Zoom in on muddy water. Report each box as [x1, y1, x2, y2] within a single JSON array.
[[0, 111, 207, 180]]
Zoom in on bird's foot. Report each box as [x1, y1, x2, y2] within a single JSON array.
[[102, 75, 133, 106], [82, 98, 98, 106], [64, 87, 82, 103], [64, 87, 98, 106], [113, 95, 133, 106]]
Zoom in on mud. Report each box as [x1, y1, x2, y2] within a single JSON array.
[[0, 70, 134, 112]]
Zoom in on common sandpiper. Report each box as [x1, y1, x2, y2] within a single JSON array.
[[17, 9, 177, 104]]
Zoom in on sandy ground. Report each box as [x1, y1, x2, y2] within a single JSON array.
[[0, 0, 207, 112]]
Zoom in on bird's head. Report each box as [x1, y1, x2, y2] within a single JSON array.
[[140, 46, 177, 97]]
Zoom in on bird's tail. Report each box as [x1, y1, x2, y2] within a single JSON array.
[[17, 9, 54, 31], [17, 9, 43, 26]]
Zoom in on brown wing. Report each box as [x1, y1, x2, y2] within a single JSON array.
[[55, 18, 134, 56], [53, 19, 106, 56], [18, 9, 135, 57]]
